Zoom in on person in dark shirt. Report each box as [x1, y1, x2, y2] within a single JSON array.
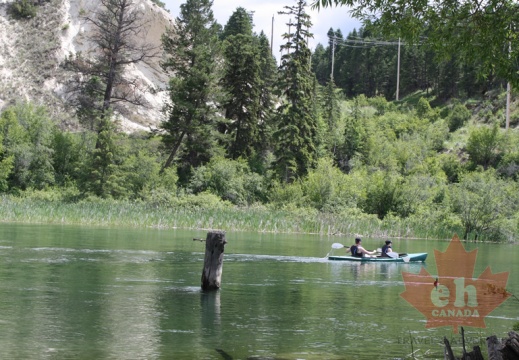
[[345, 237, 377, 257], [381, 240, 397, 258]]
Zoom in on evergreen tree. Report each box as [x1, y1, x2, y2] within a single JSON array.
[[160, 0, 221, 182], [437, 57, 460, 100], [79, 117, 125, 198], [321, 80, 341, 155], [338, 96, 367, 172], [311, 43, 329, 85], [254, 31, 278, 168], [221, 7, 253, 39], [274, 0, 318, 182], [337, 28, 361, 97], [314, 0, 519, 89], [68, 0, 159, 131], [220, 8, 261, 159]]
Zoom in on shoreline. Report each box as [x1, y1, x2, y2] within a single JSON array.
[[1, 196, 514, 244]]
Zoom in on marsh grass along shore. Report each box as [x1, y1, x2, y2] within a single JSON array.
[[0, 194, 470, 241]]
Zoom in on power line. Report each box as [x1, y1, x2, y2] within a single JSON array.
[[326, 35, 421, 100], [329, 35, 423, 47]]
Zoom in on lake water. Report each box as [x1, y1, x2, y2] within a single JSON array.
[[0, 223, 517, 359]]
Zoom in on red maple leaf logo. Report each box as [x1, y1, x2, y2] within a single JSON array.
[[400, 234, 511, 333]]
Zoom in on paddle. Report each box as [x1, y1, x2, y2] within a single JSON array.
[[324, 243, 345, 258]]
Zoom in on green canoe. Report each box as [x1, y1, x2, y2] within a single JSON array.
[[328, 253, 428, 263]]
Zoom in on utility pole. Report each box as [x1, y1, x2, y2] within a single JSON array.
[[270, 14, 274, 56], [396, 37, 401, 101], [331, 36, 336, 81], [287, 19, 292, 55], [307, 33, 312, 70], [506, 82, 511, 130], [506, 30, 511, 130]]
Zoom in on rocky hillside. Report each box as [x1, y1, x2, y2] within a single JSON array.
[[0, 0, 172, 132]]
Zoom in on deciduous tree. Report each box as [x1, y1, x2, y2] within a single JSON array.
[[0, 104, 55, 190]]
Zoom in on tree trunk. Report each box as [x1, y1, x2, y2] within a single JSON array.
[[487, 335, 504, 360], [160, 131, 186, 173], [201, 231, 227, 291], [444, 337, 455, 360]]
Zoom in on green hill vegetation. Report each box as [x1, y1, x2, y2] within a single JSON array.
[[1, 90, 518, 242], [1, 0, 518, 243]]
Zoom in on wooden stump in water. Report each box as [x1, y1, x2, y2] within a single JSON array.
[[487, 335, 504, 360], [201, 230, 227, 291], [444, 329, 484, 360], [487, 331, 519, 360]]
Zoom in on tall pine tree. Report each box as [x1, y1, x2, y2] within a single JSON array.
[[220, 8, 262, 160], [160, 0, 221, 182], [274, 0, 318, 182], [221, 7, 253, 39], [255, 31, 278, 157]]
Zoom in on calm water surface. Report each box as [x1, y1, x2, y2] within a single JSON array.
[[0, 223, 517, 359]]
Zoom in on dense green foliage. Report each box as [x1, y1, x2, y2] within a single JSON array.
[[160, 0, 221, 181], [220, 8, 262, 160], [311, 24, 511, 101], [8, 0, 39, 19], [2, 0, 519, 243], [312, 0, 519, 89], [3, 90, 518, 242], [274, 1, 319, 181]]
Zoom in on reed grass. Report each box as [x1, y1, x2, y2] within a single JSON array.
[[0, 195, 465, 240]]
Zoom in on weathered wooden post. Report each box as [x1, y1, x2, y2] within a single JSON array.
[[487, 331, 519, 360], [487, 335, 504, 360], [201, 230, 227, 291]]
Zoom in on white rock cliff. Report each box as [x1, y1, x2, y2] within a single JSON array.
[[0, 0, 172, 132]]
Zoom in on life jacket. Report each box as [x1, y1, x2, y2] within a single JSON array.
[[350, 245, 362, 257], [381, 244, 391, 257]]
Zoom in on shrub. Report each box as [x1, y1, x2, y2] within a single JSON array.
[[268, 180, 304, 208], [9, 0, 37, 19], [448, 170, 519, 241], [175, 192, 231, 210], [447, 102, 471, 132], [361, 170, 403, 219], [416, 97, 432, 119], [0, 103, 56, 190], [302, 157, 356, 211], [368, 96, 390, 115], [466, 123, 504, 170], [425, 120, 449, 152], [439, 153, 464, 183], [189, 157, 265, 205]]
